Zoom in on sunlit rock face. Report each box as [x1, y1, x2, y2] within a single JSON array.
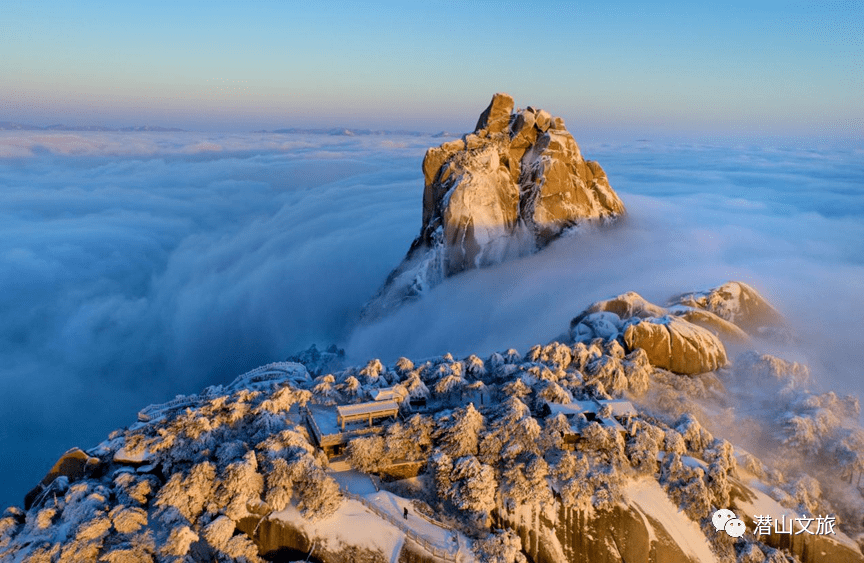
[[363, 93, 625, 319], [569, 282, 784, 375], [669, 281, 785, 335]]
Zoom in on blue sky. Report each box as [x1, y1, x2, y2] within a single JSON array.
[[1, 1, 861, 137]]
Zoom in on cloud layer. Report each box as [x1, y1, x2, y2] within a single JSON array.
[[1, 132, 862, 508]]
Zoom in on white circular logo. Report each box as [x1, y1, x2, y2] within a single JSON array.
[[712, 508, 736, 532]]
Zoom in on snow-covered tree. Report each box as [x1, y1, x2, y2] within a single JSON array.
[[263, 458, 295, 512], [203, 515, 262, 562], [160, 525, 198, 559], [481, 397, 540, 463], [501, 378, 531, 400], [294, 460, 341, 520], [449, 456, 496, 526], [312, 374, 339, 405], [430, 452, 454, 501], [579, 422, 626, 469], [473, 528, 528, 563], [503, 349, 522, 364], [338, 375, 363, 399], [535, 380, 571, 408], [213, 451, 264, 520], [541, 413, 572, 452], [585, 355, 627, 397], [676, 413, 713, 454], [465, 354, 487, 378], [394, 357, 414, 376], [434, 403, 485, 459], [154, 461, 216, 524], [346, 435, 387, 473], [626, 421, 664, 475]]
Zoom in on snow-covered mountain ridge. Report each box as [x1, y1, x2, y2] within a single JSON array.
[[2, 282, 862, 563]]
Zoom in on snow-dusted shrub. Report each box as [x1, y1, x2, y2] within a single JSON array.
[[256, 385, 309, 414], [110, 506, 148, 535], [473, 528, 528, 563], [154, 461, 216, 524], [160, 525, 198, 558]]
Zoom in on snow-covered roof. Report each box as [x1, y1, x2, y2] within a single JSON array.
[[597, 399, 637, 417], [337, 400, 399, 417], [369, 386, 408, 402], [545, 400, 598, 416]]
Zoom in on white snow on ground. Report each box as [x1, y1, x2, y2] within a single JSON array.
[[331, 467, 468, 561], [734, 473, 861, 551], [273, 499, 404, 561], [625, 477, 720, 563]]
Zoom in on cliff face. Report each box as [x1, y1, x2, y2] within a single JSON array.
[[363, 93, 625, 319]]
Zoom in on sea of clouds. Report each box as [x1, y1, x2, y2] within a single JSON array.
[[1, 130, 862, 508]]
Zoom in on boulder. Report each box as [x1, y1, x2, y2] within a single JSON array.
[[363, 93, 625, 319], [672, 308, 750, 344], [669, 281, 784, 334], [24, 448, 100, 508], [570, 292, 666, 329], [623, 316, 728, 375]]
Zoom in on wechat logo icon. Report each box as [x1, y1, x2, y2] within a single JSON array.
[[713, 509, 746, 538]]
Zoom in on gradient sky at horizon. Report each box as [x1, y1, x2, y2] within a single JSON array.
[[1, 1, 862, 139]]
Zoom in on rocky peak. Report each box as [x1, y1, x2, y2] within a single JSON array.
[[364, 93, 626, 319]]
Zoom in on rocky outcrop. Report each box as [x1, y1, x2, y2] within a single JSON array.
[[669, 281, 784, 335], [23, 448, 101, 509], [623, 316, 727, 375], [568, 282, 786, 374], [363, 93, 625, 319]]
